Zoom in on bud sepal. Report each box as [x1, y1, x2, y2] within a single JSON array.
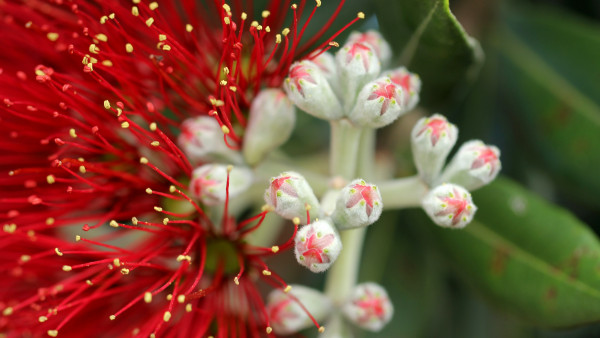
[[294, 219, 342, 273], [264, 172, 321, 224], [437, 140, 501, 191], [422, 183, 477, 228], [331, 179, 383, 230], [342, 282, 393, 332]]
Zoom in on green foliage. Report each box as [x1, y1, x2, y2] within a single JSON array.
[[430, 178, 600, 327], [374, 0, 483, 109]]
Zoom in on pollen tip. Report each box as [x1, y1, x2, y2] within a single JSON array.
[[241, 12, 247, 20], [284, 285, 292, 293], [177, 295, 186, 303], [271, 245, 279, 253], [109, 220, 119, 228], [234, 277, 239, 285], [54, 248, 63, 256], [262, 270, 271, 276], [163, 311, 171, 322], [145, 17, 154, 27], [38, 315, 48, 322], [103, 100, 111, 109], [318, 326, 325, 333], [47, 330, 58, 337], [169, 185, 176, 193], [162, 218, 169, 225], [75, 235, 81, 241], [109, 315, 116, 320], [62, 265, 72, 272], [226, 165, 233, 172], [46, 175, 55, 184], [292, 217, 301, 225], [144, 292, 152, 303], [140, 157, 149, 164], [357, 12, 365, 19], [316, 0, 322, 7], [149, 2, 159, 10], [132, 217, 138, 225], [266, 327, 273, 334], [149, 122, 157, 131], [221, 125, 230, 134], [154, 206, 163, 212], [185, 24, 194, 32], [3, 307, 13, 316]]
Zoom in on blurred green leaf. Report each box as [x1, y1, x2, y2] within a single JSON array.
[[497, 7, 600, 206], [374, 0, 483, 109], [430, 177, 600, 327]]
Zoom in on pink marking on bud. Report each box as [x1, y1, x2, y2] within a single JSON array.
[[470, 146, 500, 175], [270, 176, 298, 207], [367, 81, 401, 115], [345, 183, 379, 217], [416, 117, 449, 146], [288, 64, 316, 97], [435, 188, 473, 226], [268, 298, 298, 325], [349, 32, 384, 59], [353, 288, 387, 325], [296, 227, 335, 267], [345, 42, 372, 71]]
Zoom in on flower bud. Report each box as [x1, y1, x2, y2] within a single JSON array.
[[243, 89, 296, 166], [347, 30, 392, 67], [348, 76, 405, 128], [312, 52, 337, 82], [295, 219, 342, 273], [335, 42, 381, 110], [178, 116, 241, 165], [331, 179, 383, 230], [264, 172, 321, 224], [342, 282, 393, 332], [437, 140, 501, 191], [283, 60, 343, 120], [382, 66, 421, 112], [411, 114, 458, 185], [422, 183, 477, 228], [266, 285, 333, 335], [190, 164, 253, 206]]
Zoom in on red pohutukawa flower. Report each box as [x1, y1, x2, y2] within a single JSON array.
[[0, 0, 362, 336]]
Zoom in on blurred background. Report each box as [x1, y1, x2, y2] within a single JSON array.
[[274, 0, 600, 336]]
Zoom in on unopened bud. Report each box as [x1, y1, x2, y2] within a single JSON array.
[[411, 114, 458, 185], [335, 42, 381, 110], [243, 89, 296, 166], [284, 61, 343, 120], [311, 52, 337, 83], [266, 285, 333, 335], [347, 30, 392, 67], [331, 179, 382, 230], [294, 219, 342, 273], [422, 184, 477, 228], [190, 164, 253, 205], [342, 282, 393, 332], [178, 116, 241, 165], [264, 172, 321, 224], [349, 76, 405, 128], [437, 140, 501, 190], [382, 67, 421, 113]]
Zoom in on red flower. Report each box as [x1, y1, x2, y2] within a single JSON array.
[[0, 0, 360, 336]]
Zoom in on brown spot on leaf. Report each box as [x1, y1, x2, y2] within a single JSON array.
[[491, 246, 510, 276], [546, 286, 557, 300]]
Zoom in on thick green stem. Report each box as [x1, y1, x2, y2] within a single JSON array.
[[324, 124, 372, 306], [378, 176, 429, 209]]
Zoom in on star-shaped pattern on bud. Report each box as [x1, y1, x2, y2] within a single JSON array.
[[332, 179, 383, 230], [269, 175, 298, 208], [347, 30, 392, 65], [367, 80, 403, 116], [294, 220, 341, 273], [470, 145, 500, 175], [383, 67, 421, 112], [436, 140, 501, 191], [342, 283, 393, 332], [416, 116, 452, 147], [345, 42, 374, 71], [346, 182, 379, 217], [422, 184, 477, 229], [288, 63, 317, 98], [264, 172, 321, 224]]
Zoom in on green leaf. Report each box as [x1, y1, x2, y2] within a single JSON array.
[[496, 7, 600, 206], [430, 177, 600, 327], [374, 0, 483, 109]]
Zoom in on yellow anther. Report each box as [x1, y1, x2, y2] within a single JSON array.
[[20, 254, 31, 262], [162, 45, 171, 51], [79, 166, 86, 174], [120, 268, 130, 275], [149, 2, 159, 10], [47, 32, 59, 41], [110, 315, 116, 320], [146, 188, 153, 194], [3, 223, 16, 233], [154, 206, 163, 212], [282, 28, 290, 36], [95, 33, 108, 42], [55, 248, 63, 256], [271, 246, 279, 253], [229, 86, 237, 92], [62, 265, 72, 272], [234, 277, 239, 285], [25, 21, 32, 28], [241, 12, 247, 20], [46, 217, 55, 225], [126, 43, 134, 53], [47, 330, 59, 337], [86, 280, 93, 286], [276, 34, 282, 44], [220, 80, 227, 86], [262, 270, 271, 276], [145, 18, 154, 27], [39, 316, 48, 322], [131, 6, 139, 16], [89, 44, 100, 54], [262, 10, 270, 18], [100, 16, 108, 24], [169, 185, 176, 193], [185, 304, 192, 312], [223, 67, 230, 74], [357, 12, 365, 19], [166, 294, 173, 301], [144, 292, 152, 303], [69, 128, 77, 138], [132, 217, 138, 225], [86, 62, 94, 71], [121, 121, 130, 128], [329, 41, 339, 47], [162, 218, 169, 225], [163, 311, 171, 322], [257, 25, 263, 31], [3, 307, 13, 316], [250, 21, 258, 28], [47, 175, 56, 184], [113, 258, 121, 267], [318, 326, 325, 333], [221, 125, 230, 134], [102, 60, 114, 67], [151, 141, 161, 147], [266, 327, 273, 334], [133, 0, 140, 3], [292, 217, 300, 225], [103, 100, 111, 109], [186, 24, 193, 32], [75, 235, 81, 241], [149, 122, 157, 131], [159, 34, 167, 41], [140, 157, 149, 164], [224, 17, 230, 25], [177, 295, 186, 303], [284, 285, 292, 293], [109, 220, 119, 228], [222, 4, 231, 12], [291, 4, 298, 9], [108, 13, 115, 19]]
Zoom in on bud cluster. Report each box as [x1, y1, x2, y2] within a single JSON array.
[[284, 31, 421, 129], [411, 114, 501, 228]]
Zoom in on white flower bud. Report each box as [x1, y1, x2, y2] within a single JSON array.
[[266, 285, 333, 335], [335, 42, 381, 110], [190, 164, 252, 205], [295, 219, 342, 273], [342, 282, 393, 332], [348, 76, 405, 128], [243, 89, 296, 166], [422, 183, 477, 228], [312, 52, 337, 82], [264, 172, 321, 224], [177, 116, 241, 165], [347, 30, 392, 67], [283, 60, 343, 120], [331, 179, 383, 230], [382, 66, 421, 112], [437, 140, 501, 191], [411, 114, 458, 185]]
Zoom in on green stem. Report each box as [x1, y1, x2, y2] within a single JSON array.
[[378, 175, 429, 209], [324, 124, 371, 306]]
